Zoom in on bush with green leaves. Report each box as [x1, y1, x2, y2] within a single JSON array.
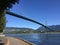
[[0, 0, 19, 33]]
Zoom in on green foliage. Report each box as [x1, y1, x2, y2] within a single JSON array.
[[0, 0, 53, 34], [0, 10, 6, 33], [0, 0, 19, 10], [0, 0, 19, 33]]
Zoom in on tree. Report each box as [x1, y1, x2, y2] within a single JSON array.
[[0, 0, 19, 33]]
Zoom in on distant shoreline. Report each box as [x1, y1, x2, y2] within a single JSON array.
[[4, 32, 60, 34]]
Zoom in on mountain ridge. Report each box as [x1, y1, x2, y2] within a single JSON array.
[[37, 25, 60, 31]]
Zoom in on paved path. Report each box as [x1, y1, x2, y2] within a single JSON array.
[[5, 37, 33, 45]]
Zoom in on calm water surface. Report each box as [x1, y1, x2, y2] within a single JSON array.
[[5, 34, 60, 45]]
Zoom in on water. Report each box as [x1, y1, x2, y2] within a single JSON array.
[[5, 34, 60, 45]]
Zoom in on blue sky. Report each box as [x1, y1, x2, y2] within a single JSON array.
[[6, 0, 60, 29]]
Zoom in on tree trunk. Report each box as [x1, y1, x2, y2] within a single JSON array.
[[0, 10, 6, 33]]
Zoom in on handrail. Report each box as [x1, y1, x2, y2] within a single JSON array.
[[6, 11, 54, 31]]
